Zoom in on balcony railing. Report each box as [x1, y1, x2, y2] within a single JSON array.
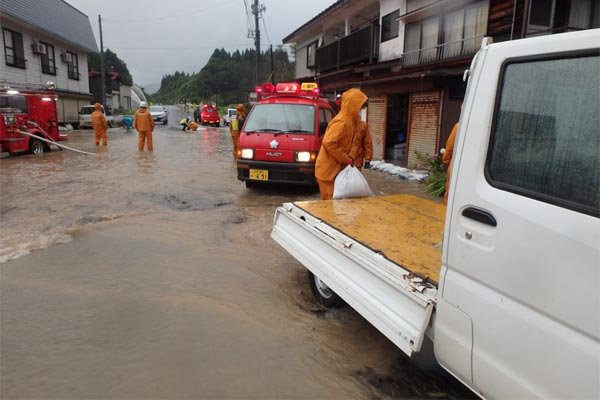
[[316, 23, 379, 73], [401, 35, 484, 67]]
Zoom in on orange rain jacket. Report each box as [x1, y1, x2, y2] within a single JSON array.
[[91, 103, 108, 144], [134, 108, 155, 132], [350, 120, 373, 170], [315, 88, 368, 182], [442, 123, 459, 204]]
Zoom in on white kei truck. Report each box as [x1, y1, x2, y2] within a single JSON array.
[[271, 29, 599, 399]]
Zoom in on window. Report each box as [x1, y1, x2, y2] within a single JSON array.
[[2, 28, 25, 69], [318, 107, 333, 135], [0, 95, 28, 113], [529, 0, 555, 28], [403, 1, 488, 66], [306, 42, 317, 68], [244, 104, 315, 134], [487, 53, 600, 216], [67, 51, 79, 80], [40, 42, 56, 75], [568, 0, 600, 30], [403, 17, 439, 65], [381, 10, 400, 42]]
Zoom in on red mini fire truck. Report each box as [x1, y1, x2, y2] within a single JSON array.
[[201, 104, 220, 127], [236, 82, 335, 188], [0, 85, 66, 156]]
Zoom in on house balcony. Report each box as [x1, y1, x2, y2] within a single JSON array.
[[316, 23, 380, 73], [401, 35, 484, 68]]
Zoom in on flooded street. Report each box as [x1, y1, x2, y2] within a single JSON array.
[[1, 106, 472, 399]]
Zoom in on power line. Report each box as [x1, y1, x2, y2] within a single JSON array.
[[261, 16, 271, 46], [106, 43, 254, 51], [103, 0, 236, 23]]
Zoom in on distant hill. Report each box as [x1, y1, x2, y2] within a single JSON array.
[[142, 83, 161, 95], [153, 47, 295, 106]]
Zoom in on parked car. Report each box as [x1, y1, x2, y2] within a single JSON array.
[[223, 108, 237, 126], [150, 105, 168, 125], [79, 105, 113, 128]]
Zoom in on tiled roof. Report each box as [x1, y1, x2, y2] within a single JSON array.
[[0, 0, 98, 52], [283, 0, 348, 43]]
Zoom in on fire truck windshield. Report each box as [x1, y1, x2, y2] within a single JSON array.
[[0, 95, 28, 114], [244, 104, 314, 134]]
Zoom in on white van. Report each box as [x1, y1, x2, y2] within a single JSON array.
[[223, 108, 237, 126], [272, 29, 600, 399], [78, 105, 113, 129]]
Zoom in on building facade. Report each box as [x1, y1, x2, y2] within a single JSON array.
[[0, 0, 98, 126], [284, 0, 599, 167]]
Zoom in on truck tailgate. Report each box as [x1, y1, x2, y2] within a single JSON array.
[[272, 194, 444, 356]]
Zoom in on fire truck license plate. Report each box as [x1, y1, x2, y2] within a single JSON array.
[[249, 169, 268, 181]]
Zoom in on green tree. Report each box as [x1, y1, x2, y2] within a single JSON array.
[[88, 48, 133, 85], [153, 47, 295, 105]]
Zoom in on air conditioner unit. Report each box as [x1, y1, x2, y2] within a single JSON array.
[[31, 40, 46, 55], [60, 51, 71, 63]]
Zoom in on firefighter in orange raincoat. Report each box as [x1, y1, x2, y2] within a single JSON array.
[[230, 103, 245, 158], [442, 123, 459, 205], [91, 103, 108, 146], [134, 101, 155, 151], [315, 88, 368, 200]]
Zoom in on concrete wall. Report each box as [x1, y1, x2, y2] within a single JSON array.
[[378, 0, 406, 62], [120, 85, 132, 110], [0, 17, 90, 95], [295, 36, 321, 78]]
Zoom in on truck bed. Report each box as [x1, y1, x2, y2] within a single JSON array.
[[294, 194, 445, 284], [272, 194, 445, 356]]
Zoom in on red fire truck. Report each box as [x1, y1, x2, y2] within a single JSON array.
[[236, 82, 335, 188], [200, 104, 220, 127], [0, 86, 66, 156]]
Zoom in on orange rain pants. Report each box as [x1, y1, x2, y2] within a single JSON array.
[[231, 130, 240, 158], [138, 131, 153, 151], [91, 103, 108, 146], [317, 179, 334, 200]]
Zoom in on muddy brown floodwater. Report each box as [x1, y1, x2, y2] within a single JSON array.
[[0, 106, 474, 399]]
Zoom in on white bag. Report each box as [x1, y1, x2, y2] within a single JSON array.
[[333, 165, 373, 199]]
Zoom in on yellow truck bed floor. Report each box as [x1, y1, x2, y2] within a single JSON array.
[[294, 194, 445, 284]]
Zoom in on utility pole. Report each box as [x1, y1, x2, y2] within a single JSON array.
[[251, 0, 265, 85], [270, 45, 274, 84], [98, 14, 105, 106]]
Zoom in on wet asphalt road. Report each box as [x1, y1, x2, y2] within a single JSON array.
[[0, 106, 474, 399]]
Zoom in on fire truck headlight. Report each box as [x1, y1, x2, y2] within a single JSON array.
[[240, 148, 254, 159], [296, 151, 313, 162]]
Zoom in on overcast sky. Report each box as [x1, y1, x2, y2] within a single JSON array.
[[66, 0, 336, 90]]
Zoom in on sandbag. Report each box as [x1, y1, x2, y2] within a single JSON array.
[[333, 165, 373, 199]]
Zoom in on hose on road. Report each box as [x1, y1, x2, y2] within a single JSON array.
[[17, 130, 96, 156]]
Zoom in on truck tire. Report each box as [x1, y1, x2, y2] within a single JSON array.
[[29, 138, 46, 154], [308, 271, 344, 308]]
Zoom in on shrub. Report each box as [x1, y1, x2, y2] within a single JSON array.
[[415, 151, 447, 198]]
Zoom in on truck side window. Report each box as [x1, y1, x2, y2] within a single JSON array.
[[486, 53, 599, 216], [319, 108, 332, 136]]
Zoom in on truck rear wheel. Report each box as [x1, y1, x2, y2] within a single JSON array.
[[29, 138, 46, 154], [308, 271, 344, 308]]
